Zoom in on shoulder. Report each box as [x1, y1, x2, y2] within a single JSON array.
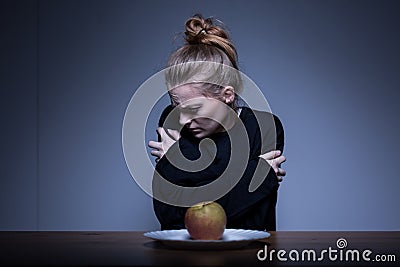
[[239, 107, 284, 152], [239, 107, 283, 133]]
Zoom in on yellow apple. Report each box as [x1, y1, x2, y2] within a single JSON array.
[[184, 201, 227, 240]]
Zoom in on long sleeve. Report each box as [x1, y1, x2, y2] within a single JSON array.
[[152, 106, 284, 230], [216, 108, 284, 230]]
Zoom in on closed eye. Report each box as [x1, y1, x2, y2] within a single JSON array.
[[183, 106, 201, 113]]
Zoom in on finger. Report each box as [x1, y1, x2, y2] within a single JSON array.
[[277, 168, 286, 177], [151, 150, 163, 158], [158, 127, 175, 143], [272, 150, 281, 159], [276, 156, 286, 165], [259, 151, 274, 160], [167, 129, 181, 140], [274, 155, 286, 165], [277, 176, 283, 182], [260, 150, 281, 160], [156, 127, 166, 139], [148, 141, 162, 150]]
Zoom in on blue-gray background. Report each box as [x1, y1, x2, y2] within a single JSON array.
[[1, 0, 399, 231]]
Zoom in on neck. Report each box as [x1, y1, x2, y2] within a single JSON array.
[[217, 108, 238, 133]]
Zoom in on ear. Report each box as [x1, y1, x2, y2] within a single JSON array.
[[221, 86, 235, 104]]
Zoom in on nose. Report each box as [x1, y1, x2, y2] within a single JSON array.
[[179, 112, 192, 126]]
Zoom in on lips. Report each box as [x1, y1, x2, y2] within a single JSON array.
[[188, 128, 201, 133]]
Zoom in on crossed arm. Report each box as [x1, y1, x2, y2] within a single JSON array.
[[148, 127, 287, 182]]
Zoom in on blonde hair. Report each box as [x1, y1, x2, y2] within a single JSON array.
[[166, 14, 242, 110]]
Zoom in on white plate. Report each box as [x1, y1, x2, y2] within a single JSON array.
[[144, 229, 270, 250]]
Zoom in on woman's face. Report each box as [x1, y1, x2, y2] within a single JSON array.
[[169, 84, 235, 139]]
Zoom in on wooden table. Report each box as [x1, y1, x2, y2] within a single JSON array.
[[0, 231, 398, 266]]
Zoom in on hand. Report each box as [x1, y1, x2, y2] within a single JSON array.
[[259, 150, 287, 182], [148, 127, 180, 162]]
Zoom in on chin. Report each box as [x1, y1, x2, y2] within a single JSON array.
[[191, 131, 210, 139], [192, 132, 206, 139]]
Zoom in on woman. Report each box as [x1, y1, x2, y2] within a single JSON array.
[[148, 14, 286, 231]]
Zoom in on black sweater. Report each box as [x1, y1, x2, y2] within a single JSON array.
[[152, 106, 284, 231]]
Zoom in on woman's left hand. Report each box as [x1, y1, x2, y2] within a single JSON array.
[[148, 127, 181, 162], [259, 150, 287, 182]]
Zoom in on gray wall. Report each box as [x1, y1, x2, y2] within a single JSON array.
[[1, 0, 399, 230]]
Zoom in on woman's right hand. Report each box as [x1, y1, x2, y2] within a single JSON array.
[[259, 150, 286, 182]]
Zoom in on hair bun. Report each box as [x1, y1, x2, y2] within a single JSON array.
[[184, 14, 238, 69], [185, 14, 231, 44]]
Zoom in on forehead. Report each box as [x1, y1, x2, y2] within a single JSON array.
[[169, 84, 205, 105]]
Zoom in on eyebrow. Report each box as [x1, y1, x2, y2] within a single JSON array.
[[179, 99, 204, 108], [180, 104, 202, 109], [170, 97, 204, 108]]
